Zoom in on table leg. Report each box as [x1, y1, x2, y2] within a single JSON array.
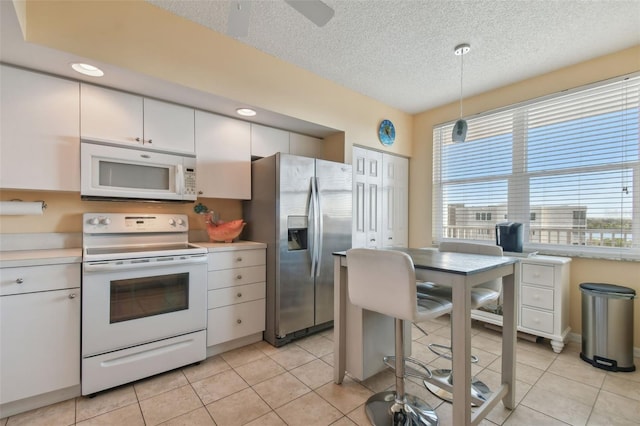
[[451, 277, 472, 426], [501, 269, 517, 409], [333, 256, 347, 384]]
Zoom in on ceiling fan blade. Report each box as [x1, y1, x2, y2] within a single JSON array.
[[227, 0, 251, 37], [285, 0, 334, 27]]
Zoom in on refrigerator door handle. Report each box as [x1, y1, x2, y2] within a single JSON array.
[[309, 177, 318, 277], [315, 177, 323, 278]]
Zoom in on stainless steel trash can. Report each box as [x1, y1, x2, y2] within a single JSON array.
[[580, 282, 636, 372]]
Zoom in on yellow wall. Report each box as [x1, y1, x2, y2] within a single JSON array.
[[411, 46, 640, 347]]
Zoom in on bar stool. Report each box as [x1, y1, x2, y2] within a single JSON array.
[[419, 242, 502, 405], [347, 248, 452, 426]]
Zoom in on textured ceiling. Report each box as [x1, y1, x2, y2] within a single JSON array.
[[148, 0, 640, 114]]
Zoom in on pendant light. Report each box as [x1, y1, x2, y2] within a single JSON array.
[[452, 43, 470, 142]]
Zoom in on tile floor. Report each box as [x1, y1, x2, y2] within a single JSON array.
[[2, 316, 639, 426]]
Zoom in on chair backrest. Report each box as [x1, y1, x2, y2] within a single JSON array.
[[439, 241, 503, 291], [346, 248, 417, 321]]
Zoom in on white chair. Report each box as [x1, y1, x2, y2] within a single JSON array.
[[347, 248, 451, 426], [418, 241, 502, 405]]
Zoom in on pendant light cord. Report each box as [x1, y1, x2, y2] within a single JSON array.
[[459, 52, 464, 119]]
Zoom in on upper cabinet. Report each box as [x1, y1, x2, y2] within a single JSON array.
[[195, 111, 251, 199], [250, 124, 289, 158], [0, 65, 80, 191], [80, 84, 195, 154], [289, 133, 323, 159]]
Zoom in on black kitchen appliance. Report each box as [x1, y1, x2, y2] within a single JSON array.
[[495, 222, 523, 253]]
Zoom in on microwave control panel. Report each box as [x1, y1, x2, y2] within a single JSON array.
[[184, 167, 196, 195]]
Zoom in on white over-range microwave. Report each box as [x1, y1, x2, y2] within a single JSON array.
[[80, 140, 197, 202]]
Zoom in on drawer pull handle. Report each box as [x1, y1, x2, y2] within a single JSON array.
[[68, 293, 77, 299], [236, 274, 242, 280], [237, 292, 242, 298], [237, 319, 242, 324], [16, 278, 24, 284], [236, 257, 243, 262]]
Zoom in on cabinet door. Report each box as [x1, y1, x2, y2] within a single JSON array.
[[289, 133, 323, 158], [0, 65, 80, 191], [352, 147, 382, 248], [382, 154, 408, 248], [251, 123, 289, 158], [80, 84, 143, 145], [144, 98, 195, 154], [195, 111, 250, 199], [0, 288, 80, 404]]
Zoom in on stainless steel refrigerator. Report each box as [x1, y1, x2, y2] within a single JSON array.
[[244, 153, 352, 346]]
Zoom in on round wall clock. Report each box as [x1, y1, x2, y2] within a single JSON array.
[[378, 119, 396, 146]]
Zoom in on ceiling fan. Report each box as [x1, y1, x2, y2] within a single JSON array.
[[227, 0, 335, 37]]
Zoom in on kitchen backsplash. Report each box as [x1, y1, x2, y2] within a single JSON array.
[[0, 190, 242, 234]]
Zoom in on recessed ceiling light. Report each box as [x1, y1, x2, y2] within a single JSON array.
[[71, 63, 104, 77], [236, 108, 256, 117]]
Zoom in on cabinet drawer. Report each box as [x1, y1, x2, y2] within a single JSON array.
[[208, 249, 265, 271], [521, 307, 554, 334], [521, 263, 554, 287], [208, 282, 265, 308], [208, 265, 266, 289], [207, 299, 265, 346], [0, 263, 80, 296], [521, 285, 554, 310]]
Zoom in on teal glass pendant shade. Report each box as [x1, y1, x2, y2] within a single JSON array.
[[452, 118, 467, 142]]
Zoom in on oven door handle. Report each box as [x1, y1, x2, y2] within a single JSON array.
[[83, 254, 207, 272]]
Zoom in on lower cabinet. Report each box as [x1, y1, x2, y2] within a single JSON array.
[[0, 263, 80, 411], [206, 246, 266, 349]]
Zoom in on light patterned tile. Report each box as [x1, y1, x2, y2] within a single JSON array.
[[234, 356, 286, 386], [330, 416, 356, 425], [591, 389, 640, 423], [157, 407, 215, 426], [502, 405, 568, 426], [547, 356, 606, 388], [487, 356, 545, 385], [244, 411, 286, 426], [269, 345, 317, 370], [191, 369, 249, 405], [220, 345, 267, 368], [346, 404, 369, 426], [521, 385, 592, 426], [289, 358, 334, 389], [76, 385, 138, 422], [276, 392, 342, 426], [182, 355, 231, 383], [295, 334, 334, 358], [5, 399, 75, 426], [533, 372, 600, 407], [134, 370, 189, 401], [315, 376, 373, 414], [139, 384, 202, 426], [76, 403, 144, 426], [252, 372, 311, 409], [357, 367, 395, 393], [515, 346, 556, 371], [206, 388, 271, 426], [602, 373, 640, 401]]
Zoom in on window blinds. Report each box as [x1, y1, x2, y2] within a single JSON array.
[[433, 74, 639, 256]]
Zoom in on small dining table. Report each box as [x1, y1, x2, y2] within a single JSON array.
[[333, 247, 519, 426]]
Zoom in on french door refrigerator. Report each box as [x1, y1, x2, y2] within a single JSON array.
[[244, 153, 352, 346]]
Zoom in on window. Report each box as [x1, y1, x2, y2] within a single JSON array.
[[432, 74, 639, 257]]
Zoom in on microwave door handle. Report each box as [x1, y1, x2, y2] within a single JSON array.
[[176, 164, 185, 194]]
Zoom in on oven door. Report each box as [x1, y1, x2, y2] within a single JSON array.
[[82, 254, 207, 357]]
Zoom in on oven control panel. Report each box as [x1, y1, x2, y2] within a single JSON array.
[[83, 213, 190, 233]]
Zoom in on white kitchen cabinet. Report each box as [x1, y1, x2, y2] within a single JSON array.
[[80, 84, 195, 154], [251, 123, 289, 158], [381, 153, 409, 248], [195, 111, 251, 199], [206, 247, 266, 348], [351, 146, 383, 249], [0, 65, 80, 191], [0, 263, 80, 409], [471, 254, 571, 353], [289, 133, 323, 158]]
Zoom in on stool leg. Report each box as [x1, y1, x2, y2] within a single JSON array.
[[364, 318, 439, 426]]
